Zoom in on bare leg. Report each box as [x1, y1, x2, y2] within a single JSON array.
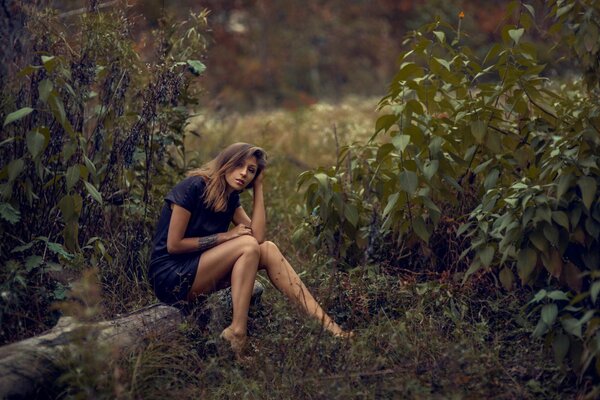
[[258, 241, 348, 336], [187, 235, 260, 353]]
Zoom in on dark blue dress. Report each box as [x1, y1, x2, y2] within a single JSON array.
[[148, 176, 240, 304]]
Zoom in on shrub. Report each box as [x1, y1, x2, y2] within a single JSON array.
[[298, 0, 600, 387], [0, 2, 208, 344]]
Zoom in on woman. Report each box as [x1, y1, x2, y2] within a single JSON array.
[[148, 142, 350, 357]]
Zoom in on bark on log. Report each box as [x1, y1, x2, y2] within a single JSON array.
[[0, 282, 264, 399]]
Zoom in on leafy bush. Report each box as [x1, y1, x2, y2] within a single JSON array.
[[0, 3, 208, 344], [299, 0, 600, 387]]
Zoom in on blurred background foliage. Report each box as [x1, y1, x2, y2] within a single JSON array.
[[32, 0, 576, 112]]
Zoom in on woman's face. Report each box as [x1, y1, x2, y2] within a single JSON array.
[[225, 156, 258, 191]]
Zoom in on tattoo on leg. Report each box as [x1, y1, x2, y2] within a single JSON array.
[[198, 234, 218, 251]]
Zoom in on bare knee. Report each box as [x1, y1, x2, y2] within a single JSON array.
[[237, 235, 260, 258], [259, 241, 282, 266]]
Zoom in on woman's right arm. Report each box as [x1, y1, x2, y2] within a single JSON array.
[[166, 204, 252, 254]]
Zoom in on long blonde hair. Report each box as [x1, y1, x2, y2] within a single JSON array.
[[187, 143, 267, 212]]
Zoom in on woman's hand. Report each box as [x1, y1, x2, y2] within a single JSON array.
[[253, 170, 265, 189], [226, 223, 253, 241]]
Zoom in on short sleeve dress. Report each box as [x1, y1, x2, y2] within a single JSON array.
[[148, 176, 240, 304]]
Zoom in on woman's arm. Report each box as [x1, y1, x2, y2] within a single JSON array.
[[167, 204, 251, 254], [232, 173, 266, 243], [250, 174, 266, 243]]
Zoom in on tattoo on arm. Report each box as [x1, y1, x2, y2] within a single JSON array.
[[197, 234, 218, 251]]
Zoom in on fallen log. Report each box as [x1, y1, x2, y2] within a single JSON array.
[[0, 282, 264, 399]]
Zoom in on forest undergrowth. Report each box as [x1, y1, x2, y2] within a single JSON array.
[[49, 103, 587, 400]]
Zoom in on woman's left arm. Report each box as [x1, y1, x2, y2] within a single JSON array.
[[232, 172, 266, 243]]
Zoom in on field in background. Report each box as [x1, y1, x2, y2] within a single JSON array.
[[183, 96, 380, 168]]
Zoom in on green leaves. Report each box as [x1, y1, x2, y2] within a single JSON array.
[[508, 28, 525, 45], [517, 247, 537, 284], [470, 120, 486, 144], [3, 107, 33, 126], [0, 202, 21, 224], [392, 134, 410, 152], [26, 129, 48, 159], [186, 59, 206, 76], [578, 176, 597, 210], [84, 181, 103, 205], [375, 114, 397, 135], [399, 170, 418, 195]]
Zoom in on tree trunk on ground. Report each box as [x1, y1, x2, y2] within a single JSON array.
[[0, 282, 264, 399]]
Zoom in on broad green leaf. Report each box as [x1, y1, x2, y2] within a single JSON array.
[[553, 333, 569, 364], [25, 255, 43, 271], [3, 107, 33, 126], [47, 241, 74, 259], [0, 202, 20, 224], [471, 120, 486, 144], [383, 193, 400, 217], [186, 59, 206, 76], [591, 281, 600, 304], [479, 245, 495, 267], [399, 170, 418, 195], [314, 173, 330, 190], [557, 174, 573, 201], [578, 176, 597, 211], [529, 230, 548, 252], [508, 28, 525, 45], [375, 114, 397, 134], [484, 169, 500, 190], [532, 319, 548, 338], [456, 222, 471, 236], [551, 211, 569, 230], [523, 3, 535, 17], [65, 166, 80, 191], [39, 79, 53, 102], [423, 160, 439, 181], [412, 216, 430, 243], [517, 247, 537, 284], [344, 204, 359, 227], [433, 57, 451, 71], [547, 290, 569, 301], [561, 317, 581, 338], [541, 303, 558, 326], [499, 267, 514, 290], [41, 55, 57, 72], [58, 194, 83, 222], [392, 134, 410, 152], [556, 3, 574, 18], [541, 248, 563, 278], [433, 31, 445, 43], [7, 159, 25, 181], [394, 62, 423, 82], [48, 92, 66, 125], [530, 289, 547, 304], [84, 181, 103, 205], [26, 130, 47, 159], [84, 156, 97, 177], [463, 260, 482, 283]]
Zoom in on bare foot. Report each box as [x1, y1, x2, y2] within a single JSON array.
[[220, 326, 248, 358]]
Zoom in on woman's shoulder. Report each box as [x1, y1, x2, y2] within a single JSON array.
[[175, 175, 207, 191]]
